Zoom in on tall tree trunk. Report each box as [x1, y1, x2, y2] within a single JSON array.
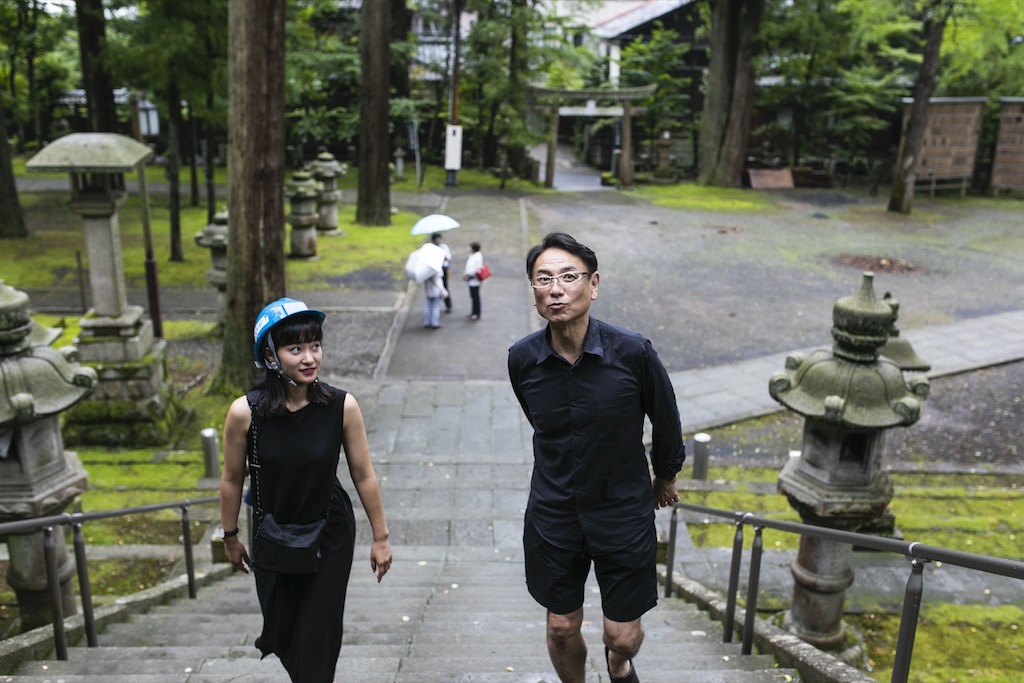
[[75, 0, 118, 133], [205, 114, 217, 223], [0, 94, 27, 239], [390, 0, 410, 100], [188, 103, 200, 207], [888, 1, 951, 215], [506, 0, 528, 176], [356, 0, 391, 226], [449, 0, 464, 125], [391, 0, 411, 158], [165, 73, 184, 262], [27, 0, 43, 144], [211, 0, 287, 395], [697, 0, 763, 187]]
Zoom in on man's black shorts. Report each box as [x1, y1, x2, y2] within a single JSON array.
[[523, 517, 657, 623]]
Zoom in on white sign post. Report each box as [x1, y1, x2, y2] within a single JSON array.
[[445, 124, 463, 186]]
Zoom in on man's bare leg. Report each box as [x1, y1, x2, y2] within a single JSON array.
[[546, 608, 586, 683], [603, 616, 644, 679]]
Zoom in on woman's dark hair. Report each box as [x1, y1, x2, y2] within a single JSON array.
[[253, 314, 335, 415], [470, 241, 481, 252], [524, 232, 598, 277]]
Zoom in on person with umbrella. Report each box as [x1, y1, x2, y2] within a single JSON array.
[[409, 215, 459, 329]]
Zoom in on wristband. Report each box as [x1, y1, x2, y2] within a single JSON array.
[[221, 528, 239, 539]]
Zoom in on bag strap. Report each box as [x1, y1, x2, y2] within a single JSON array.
[[246, 391, 265, 517]]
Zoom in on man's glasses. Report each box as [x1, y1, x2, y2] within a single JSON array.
[[530, 272, 591, 289]]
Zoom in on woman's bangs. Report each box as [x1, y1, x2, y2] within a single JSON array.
[[273, 315, 323, 346]]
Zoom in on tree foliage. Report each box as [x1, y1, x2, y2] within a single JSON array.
[[285, 0, 361, 161], [619, 23, 691, 138]]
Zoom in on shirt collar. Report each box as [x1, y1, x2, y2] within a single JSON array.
[[533, 317, 605, 365]]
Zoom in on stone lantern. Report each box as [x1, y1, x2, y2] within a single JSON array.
[[655, 125, 673, 179], [769, 272, 929, 650], [305, 150, 348, 236], [0, 283, 96, 631], [878, 292, 931, 372], [194, 209, 229, 324], [286, 170, 323, 259], [392, 141, 406, 181], [25, 133, 178, 447]]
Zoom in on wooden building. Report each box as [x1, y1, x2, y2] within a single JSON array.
[[992, 97, 1024, 194]]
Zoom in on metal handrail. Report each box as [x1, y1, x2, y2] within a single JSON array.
[[0, 496, 220, 660], [664, 502, 1024, 683]]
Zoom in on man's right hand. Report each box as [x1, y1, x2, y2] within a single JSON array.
[[652, 477, 679, 509]]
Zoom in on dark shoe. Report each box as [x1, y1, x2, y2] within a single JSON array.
[[605, 646, 639, 683]]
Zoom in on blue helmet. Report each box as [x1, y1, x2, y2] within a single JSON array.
[[252, 298, 326, 369]]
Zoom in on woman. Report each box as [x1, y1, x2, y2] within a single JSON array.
[[219, 297, 392, 683], [463, 241, 484, 320]]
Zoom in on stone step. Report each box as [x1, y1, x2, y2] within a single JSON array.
[[2, 551, 802, 683]]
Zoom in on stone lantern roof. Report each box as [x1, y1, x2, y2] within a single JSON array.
[[769, 272, 929, 428], [286, 170, 323, 198], [0, 283, 96, 425], [25, 132, 152, 173], [306, 151, 348, 180]]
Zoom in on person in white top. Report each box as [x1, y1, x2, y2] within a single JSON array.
[[463, 241, 484, 320]]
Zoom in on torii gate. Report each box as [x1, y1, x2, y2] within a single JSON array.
[[529, 84, 655, 188]]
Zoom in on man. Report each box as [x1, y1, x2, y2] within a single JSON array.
[[508, 232, 685, 683]]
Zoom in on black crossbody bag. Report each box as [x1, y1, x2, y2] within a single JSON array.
[[248, 399, 328, 575]]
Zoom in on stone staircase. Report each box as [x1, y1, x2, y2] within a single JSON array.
[[2, 545, 801, 683]]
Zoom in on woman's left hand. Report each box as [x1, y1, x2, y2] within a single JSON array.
[[371, 539, 393, 582]]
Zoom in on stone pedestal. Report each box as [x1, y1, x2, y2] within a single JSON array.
[[306, 151, 347, 237], [5, 527, 78, 632], [783, 535, 855, 648], [195, 210, 229, 324], [287, 171, 323, 259]]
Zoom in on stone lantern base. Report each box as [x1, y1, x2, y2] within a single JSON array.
[[61, 307, 185, 447]]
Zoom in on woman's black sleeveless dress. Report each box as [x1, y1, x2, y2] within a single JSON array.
[[247, 386, 357, 683]]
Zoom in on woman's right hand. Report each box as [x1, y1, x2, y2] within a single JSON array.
[[224, 537, 251, 574]]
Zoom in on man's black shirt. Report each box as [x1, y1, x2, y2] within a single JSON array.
[[508, 317, 685, 554]]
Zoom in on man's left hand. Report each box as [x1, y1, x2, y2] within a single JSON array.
[[652, 477, 680, 509]]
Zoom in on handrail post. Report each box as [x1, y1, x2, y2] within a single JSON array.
[[664, 506, 679, 597], [741, 525, 764, 655], [180, 506, 197, 599], [71, 523, 98, 647], [890, 557, 929, 683], [42, 527, 68, 660], [723, 517, 745, 643]]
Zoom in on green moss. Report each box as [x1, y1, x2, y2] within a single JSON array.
[[634, 182, 780, 212], [854, 605, 1024, 682], [86, 558, 183, 597]]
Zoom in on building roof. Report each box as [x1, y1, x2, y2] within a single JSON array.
[[591, 0, 694, 39]]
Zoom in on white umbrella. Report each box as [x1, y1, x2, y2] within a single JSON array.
[[410, 214, 460, 236], [404, 243, 447, 283]]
